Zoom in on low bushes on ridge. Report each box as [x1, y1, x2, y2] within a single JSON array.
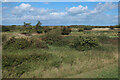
[[3, 37, 49, 50]]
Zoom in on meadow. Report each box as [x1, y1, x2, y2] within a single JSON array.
[[2, 24, 119, 78]]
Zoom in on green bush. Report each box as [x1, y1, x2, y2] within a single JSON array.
[[2, 26, 10, 32], [110, 26, 114, 30], [2, 34, 7, 44], [3, 37, 31, 50], [97, 36, 110, 43], [2, 52, 53, 76], [61, 26, 71, 35], [21, 32, 31, 36], [84, 26, 92, 30], [36, 21, 43, 34], [42, 29, 69, 46], [43, 26, 52, 33], [78, 28, 84, 32], [30, 38, 49, 49], [70, 36, 100, 51]]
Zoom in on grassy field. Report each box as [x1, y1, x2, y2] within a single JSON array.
[[2, 28, 118, 78]]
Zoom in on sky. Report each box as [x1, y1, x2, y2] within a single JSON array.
[[2, 2, 118, 26], [1, 0, 120, 2]]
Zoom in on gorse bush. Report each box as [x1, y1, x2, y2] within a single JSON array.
[[97, 35, 110, 43], [78, 28, 84, 32], [2, 34, 7, 44], [2, 26, 10, 32], [70, 36, 100, 51], [84, 26, 92, 30], [61, 26, 71, 35], [30, 38, 49, 49], [42, 29, 69, 46], [2, 52, 53, 77], [3, 37, 31, 50], [43, 26, 52, 33]]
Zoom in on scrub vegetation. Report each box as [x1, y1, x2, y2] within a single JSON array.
[[2, 22, 119, 78]]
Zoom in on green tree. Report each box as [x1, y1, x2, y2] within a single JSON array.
[[36, 21, 43, 33], [24, 22, 31, 27]]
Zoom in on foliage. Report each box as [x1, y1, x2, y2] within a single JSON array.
[[70, 36, 100, 51], [78, 28, 84, 32], [24, 22, 31, 27], [2, 26, 10, 32], [2, 34, 7, 44], [21, 32, 31, 36], [2, 52, 53, 77], [3, 37, 31, 50], [42, 29, 69, 46], [43, 26, 52, 33], [30, 38, 49, 49], [84, 26, 92, 30], [36, 21, 43, 33], [97, 35, 110, 43], [61, 26, 71, 35], [110, 26, 114, 30]]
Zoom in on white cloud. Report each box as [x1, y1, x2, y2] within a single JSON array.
[[90, 2, 118, 14], [67, 5, 88, 15], [15, 3, 31, 10]]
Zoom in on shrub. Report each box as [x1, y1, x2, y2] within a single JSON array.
[[78, 28, 84, 32], [43, 26, 52, 33], [61, 26, 71, 35], [2, 52, 53, 76], [30, 38, 49, 49], [3, 37, 31, 50], [2, 34, 7, 44], [84, 26, 92, 30], [2, 26, 10, 32], [110, 26, 114, 30], [70, 36, 100, 51], [97, 36, 110, 43], [42, 29, 69, 46], [36, 21, 43, 33]]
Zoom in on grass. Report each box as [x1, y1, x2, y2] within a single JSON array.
[[66, 63, 118, 78], [2, 30, 118, 78]]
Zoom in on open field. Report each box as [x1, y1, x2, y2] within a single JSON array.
[[2, 26, 119, 78]]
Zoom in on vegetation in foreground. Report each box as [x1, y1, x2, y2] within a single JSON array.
[[2, 22, 119, 78]]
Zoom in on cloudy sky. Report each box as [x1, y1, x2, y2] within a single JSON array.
[[2, 2, 118, 26]]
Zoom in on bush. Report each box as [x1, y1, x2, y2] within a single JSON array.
[[70, 36, 100, 51], [2, 52, 53, 76], [110, 26, 114, 30], [61, 26, 71, 35], [78, 28, 84, 32], [3, 37, 31, 50], [36, 21, 43, 34], [97, 36, 110, 43], [2, 34, 7, 44], [30, 38, 49, 49], [2, 26, 10, 32], [43, 26, 52, 33], [42, 29, 69, 46], [84, 26, 92, 30]]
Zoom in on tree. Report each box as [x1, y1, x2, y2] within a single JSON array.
[[24, 22, 31, 27], [36, 21, 43, 33], [22, 22, 32, 36]]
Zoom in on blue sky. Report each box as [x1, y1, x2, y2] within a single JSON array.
[[2, 2, 118, 26]]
